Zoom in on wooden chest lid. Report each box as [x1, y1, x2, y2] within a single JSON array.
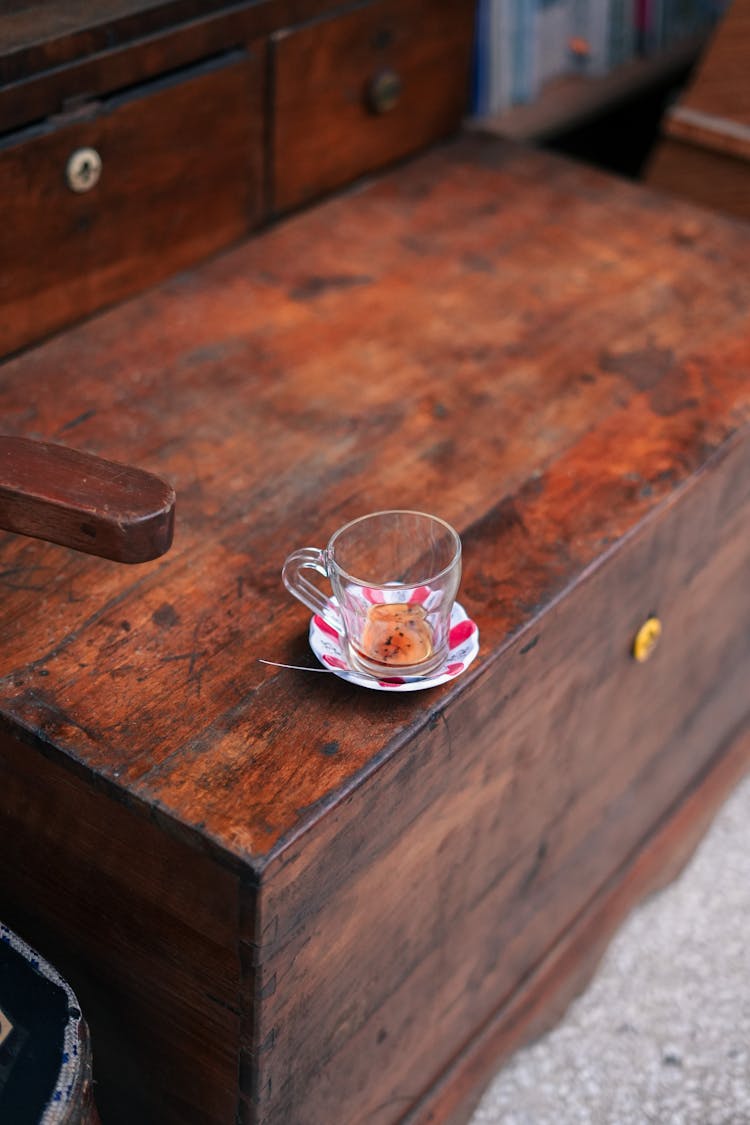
[[0, 136, 748, 872]]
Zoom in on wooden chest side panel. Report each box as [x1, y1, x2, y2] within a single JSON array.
[[0, 48, 264, 357], [0, 733, 242, 1125], [406, 720, 750, 1125], [251, 428, 750, 1124]]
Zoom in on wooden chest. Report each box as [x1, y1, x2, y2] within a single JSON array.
[[1, 134, 749, 1124]]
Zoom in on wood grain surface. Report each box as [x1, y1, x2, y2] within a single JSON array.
[[1, 135, 749, 1123]]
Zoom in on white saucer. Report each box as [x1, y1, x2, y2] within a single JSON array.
[[309, 599, 479, 692]]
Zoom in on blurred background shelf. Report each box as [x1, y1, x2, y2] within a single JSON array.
[[469, 0, 736, 180], [472, 30, 707, 142]]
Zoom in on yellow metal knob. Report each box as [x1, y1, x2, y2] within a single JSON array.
[[633, 616, 662, 663]]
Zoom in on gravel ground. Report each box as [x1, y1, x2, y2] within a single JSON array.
[[470, 771, 750, 1125]]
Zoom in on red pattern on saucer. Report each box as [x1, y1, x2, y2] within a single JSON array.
[[309, 599, 479, 692]]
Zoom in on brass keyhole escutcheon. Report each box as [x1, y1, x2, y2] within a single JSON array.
[[66, 147, 102, 193], [633, 616, 662, 663], [367, 69, 402, 114]]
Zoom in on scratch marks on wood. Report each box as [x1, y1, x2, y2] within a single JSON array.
[[440, 711, 454, 761], [288, 274, 373, 301], [56, 409, 97, 436], [0, 563, 51, 591], [520, 838, 549, 894]]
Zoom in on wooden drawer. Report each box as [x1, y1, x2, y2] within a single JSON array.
[[272, 0, 475, 212], [0, 49, 263, 357]]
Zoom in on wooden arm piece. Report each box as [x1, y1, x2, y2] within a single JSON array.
[[0, 436, 175, 563]]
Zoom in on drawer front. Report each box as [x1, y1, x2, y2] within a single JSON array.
[[0, 50, 263, 357], [272, 0, 475, 213]]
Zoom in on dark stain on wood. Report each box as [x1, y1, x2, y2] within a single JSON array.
[[648, 364, 704, 417], [420, 437, 457, 468], [462, 494, 529, 551], [599, 344, 677, 391], [152, 603, 180, 629], [289, 274, 374, 301], [463, 253, 495, 274]]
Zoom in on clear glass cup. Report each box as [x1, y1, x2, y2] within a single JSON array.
[[282, 510, 462, 678]]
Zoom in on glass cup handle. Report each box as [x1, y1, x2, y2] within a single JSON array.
[[282, 548, 341, 629]]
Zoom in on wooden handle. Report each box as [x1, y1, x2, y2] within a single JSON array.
[[0, 436, 175, 563]]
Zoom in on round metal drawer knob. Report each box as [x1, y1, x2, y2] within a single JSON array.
[[66, 147, 102, 193], [633, 616, 662, 663], [367, 69, 402, 114]]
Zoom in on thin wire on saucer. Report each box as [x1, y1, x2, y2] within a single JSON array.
[[259, 659, 335, 673]]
